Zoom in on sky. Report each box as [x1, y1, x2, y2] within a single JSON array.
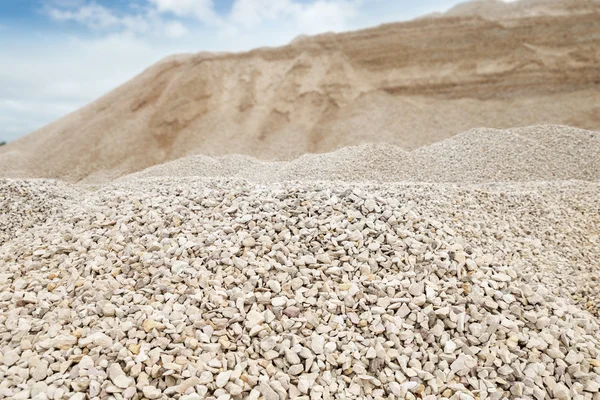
[[0, 0, 511, 142]]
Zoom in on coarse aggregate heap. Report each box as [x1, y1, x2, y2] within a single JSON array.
[[1, 178, 599, 400]]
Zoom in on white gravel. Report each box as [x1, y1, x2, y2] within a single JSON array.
[[120, 126, 600, 184], [1, 177, 599, 400]]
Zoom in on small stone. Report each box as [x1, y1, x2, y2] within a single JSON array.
[[565, 350, 583, 365], [123, 387, 137, 399], [301, 255, 317, 265], [271, 296, 287, 307], [444, 340, 457, 354], [259, 381, 279, 400], [260, 337, 277, 352], [245, 310, 265, 328], [2, 350, 20, 367], [409, 282, 424, 296], [128, 344, 140, 355], [216, 371, 232, 388], [228, 383, 243, 396], [38, 334, 77, 350], [80, 332, 113, 347], [22, 292, 37, 304], [311, 335, 325, 354], [102, 303, 116, 316], [30, 382, 47, 398], [178, 377, 201, 394], [32, 360, 49, 381], [171, 260, 189, 274], [283, 306, 301, 318], [585, 379, 600, 392], [242, 237, 256, 247], [450, 354, 477, 374], [285, 348, 301, 364], [109, 363, 133, 389], [142, 319, 160, 332], [142, 386, 162, 399], [267, 280, 281, 293], [289, 364, 304, 375], [552, 383, 571, 400]]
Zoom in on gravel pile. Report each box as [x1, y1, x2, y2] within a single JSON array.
[[121, 126, 600, 184], [0, 180, 79, 246], [1, 178, 599, 400]]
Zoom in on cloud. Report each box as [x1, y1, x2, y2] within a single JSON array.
[[164, 20, 189, 38], [0, 100, 27, 112], [229, 0, 360, 32], [45, 0, 362, 37], [149, 0, 220, 24], [46, 1, 152, 33], [230, 0, 294, 27], [295, 1, 360, 33], [47, 2, 121, 30]]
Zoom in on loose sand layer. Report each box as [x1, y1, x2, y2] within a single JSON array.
[[443, 0, 600, 18], [0, 0, 598, 182]]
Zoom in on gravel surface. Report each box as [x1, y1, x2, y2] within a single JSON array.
[[121, 126, 600, 184], [1, 178, 599, 400]]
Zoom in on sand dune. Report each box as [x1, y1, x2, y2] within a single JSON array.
[[0, 0, 598, 183], [444, 0, 600, 18]]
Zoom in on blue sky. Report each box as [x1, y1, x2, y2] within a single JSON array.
[[0, 0, 497, 142]]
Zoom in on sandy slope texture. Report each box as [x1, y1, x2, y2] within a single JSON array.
[[443, 0, 600, 18], [1, 0, 599, 183], [119, 126, 600, 184]]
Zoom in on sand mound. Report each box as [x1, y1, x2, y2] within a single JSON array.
[[120, 126, 600, 184], [445, 0, 600, 19], [1, 0, 599, 183]]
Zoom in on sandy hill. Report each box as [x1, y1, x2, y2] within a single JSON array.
[[1, 0, 599, 183], [444, 0, 600, 18]]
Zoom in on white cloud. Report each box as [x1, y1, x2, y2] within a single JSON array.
[[164, 21, 189, 38], [295, 1, 360, 34], [47, 2, 121, 30], [0, 99, 27, 112], [230, 0, 294, 27], [149, 0, 220, 24], [229, 0, 360, 32], [46, 1, 153, 33]]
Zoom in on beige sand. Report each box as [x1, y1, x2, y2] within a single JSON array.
[[0, 0, 598, 183]]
